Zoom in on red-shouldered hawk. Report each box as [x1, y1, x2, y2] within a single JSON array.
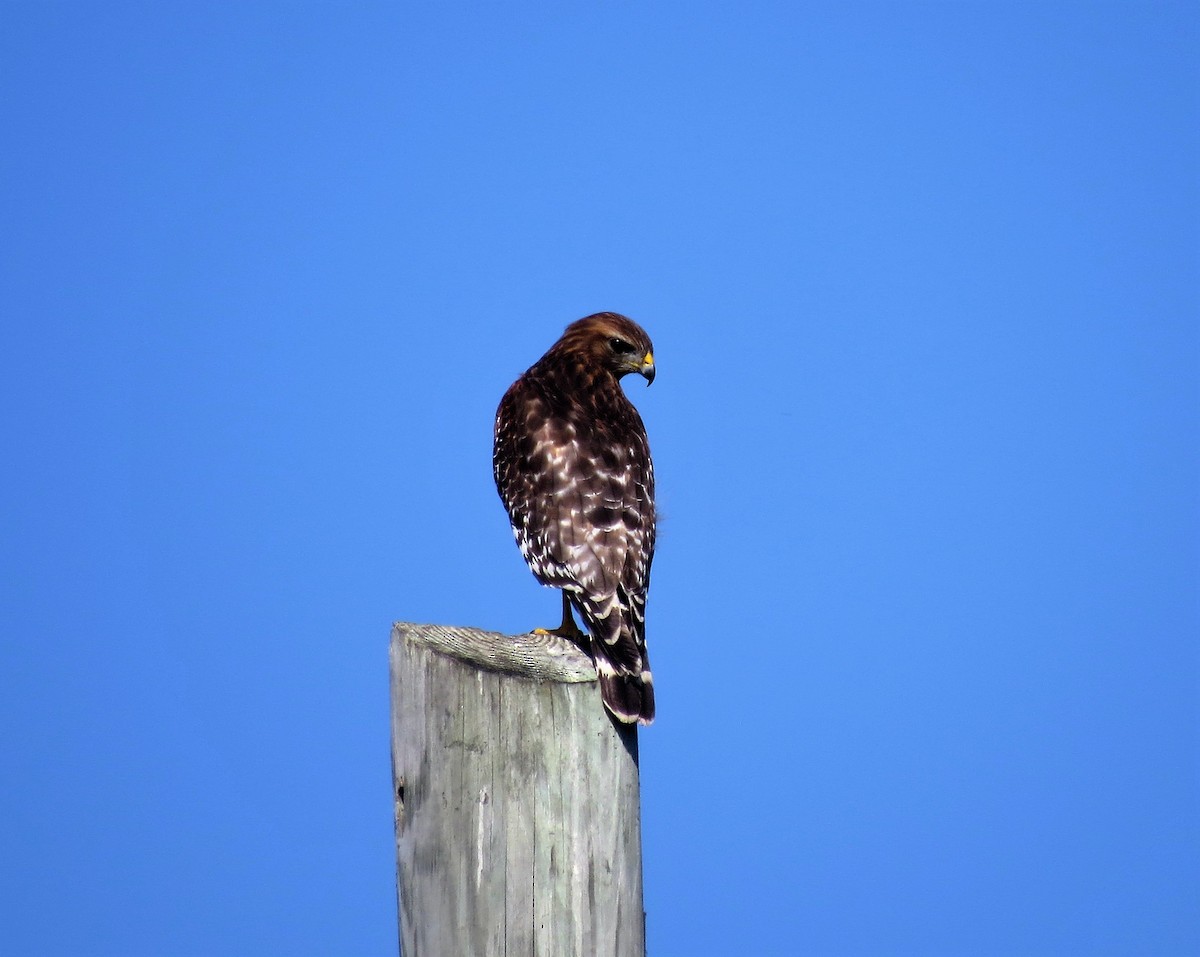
[[493, 313, 657, 725]]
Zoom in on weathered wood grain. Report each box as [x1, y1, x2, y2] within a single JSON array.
[[390, 622, 645, 957]]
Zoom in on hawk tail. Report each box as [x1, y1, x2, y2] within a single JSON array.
[[571, 594, 655, 725], [597, 669, 655, 726]]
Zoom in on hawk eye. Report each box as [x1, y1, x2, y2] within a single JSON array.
[[609, 338, 636, 355]]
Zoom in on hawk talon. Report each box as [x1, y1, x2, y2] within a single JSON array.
[[532, 593, 587, 643]]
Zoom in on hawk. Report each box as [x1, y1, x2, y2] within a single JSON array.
[[493, 312, 658, 725]]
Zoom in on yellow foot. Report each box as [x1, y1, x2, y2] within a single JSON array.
[[533, 624, 586, 639], [531, 593, 588, 643]]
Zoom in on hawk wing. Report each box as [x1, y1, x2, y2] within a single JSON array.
[[494, 377, 656, 722]]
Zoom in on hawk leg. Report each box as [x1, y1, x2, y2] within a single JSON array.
[[533, 591, 587, 645]]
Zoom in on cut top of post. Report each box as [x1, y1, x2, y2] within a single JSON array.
[[391, 622, 597, 684]]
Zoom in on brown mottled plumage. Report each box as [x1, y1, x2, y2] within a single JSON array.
[[493, 313, 657, 725]]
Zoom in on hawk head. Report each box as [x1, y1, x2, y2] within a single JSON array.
[[556, 313, 656, 386]]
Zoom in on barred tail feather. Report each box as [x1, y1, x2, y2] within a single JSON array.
[[571, 594, 655, 724], [598, 670, 655, 726]]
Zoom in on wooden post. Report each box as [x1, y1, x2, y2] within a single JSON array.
[[390, 622, 645, 957]]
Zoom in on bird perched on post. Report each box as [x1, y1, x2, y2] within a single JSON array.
[[493, 312, 658, 725]]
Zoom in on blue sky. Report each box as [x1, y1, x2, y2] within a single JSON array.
[[2, 3, 1197, 955]]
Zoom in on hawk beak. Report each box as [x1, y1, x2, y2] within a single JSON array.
[[640, 352, 655, 386]]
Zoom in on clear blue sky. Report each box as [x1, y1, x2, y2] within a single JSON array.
[[2, 3, 1197, 955]]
